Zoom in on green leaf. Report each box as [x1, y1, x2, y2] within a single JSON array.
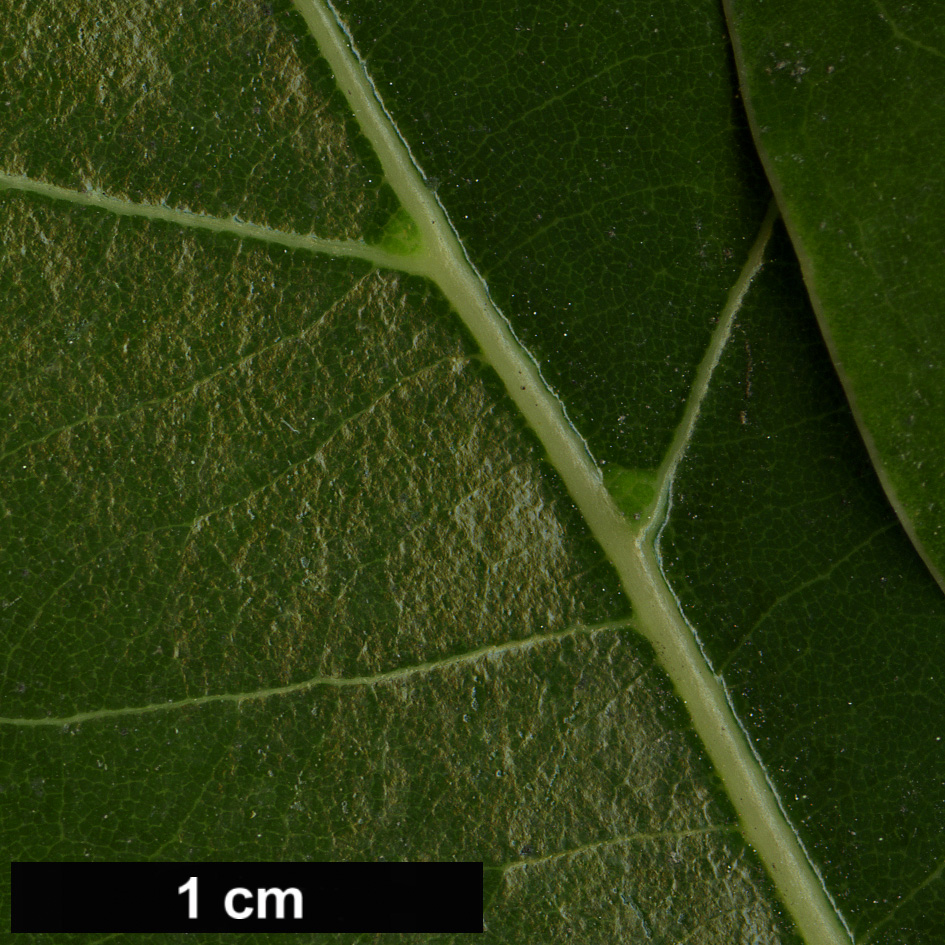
[[2, 1, 944, 944], [723, 0, 945, 589]]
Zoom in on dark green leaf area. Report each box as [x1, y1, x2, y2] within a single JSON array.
[[661, 225, 945, 943], [332, 0, 770, 469], [0, 194, 627, 718], [0, 631, 799, 944], [0, 0, 389, 238], [726, 0, 945, 587]]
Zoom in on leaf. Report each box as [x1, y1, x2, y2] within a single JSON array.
[[723, 0, 945, 590], [1, 1, 943, 944]]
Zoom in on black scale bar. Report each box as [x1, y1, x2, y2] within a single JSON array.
[[11, 861, 483, 933]]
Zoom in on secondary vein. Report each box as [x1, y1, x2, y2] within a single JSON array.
[[860, 850, 945, 943], [715, 522, 898, 677], [642, 198, 778, 542], [0, 171, 419, 273], [487, 824, 737, 874], [0, 618, 633, 727]]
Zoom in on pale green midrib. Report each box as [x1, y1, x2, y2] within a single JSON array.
[[0, 619, 631, 727], [486, 824, 737, 874], [296, 3, 853, 943], [0, 171, 425, 274]]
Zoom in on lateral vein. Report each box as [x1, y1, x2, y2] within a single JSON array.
[[0, 619, 633, 727], [642, 198, 779, 541], [487, 824, 737, 874], [0, 171, 418, 272]]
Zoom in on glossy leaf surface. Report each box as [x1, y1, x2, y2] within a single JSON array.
[[2, 1, 944, 943], [724, 0, 945, 587]]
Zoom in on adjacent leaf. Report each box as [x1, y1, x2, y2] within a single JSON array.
[[724, 0, 945, 587]]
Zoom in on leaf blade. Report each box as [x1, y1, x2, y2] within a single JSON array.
[[9, 0, 945, 941]]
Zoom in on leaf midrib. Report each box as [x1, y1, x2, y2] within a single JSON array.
[[298, 3, 854, 941]]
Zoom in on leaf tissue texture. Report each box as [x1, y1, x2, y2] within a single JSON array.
[[0, 199, 793, 942], [724, 0, 945, 588], [661, 225, 945, 944], [0, 1, 803, 941]]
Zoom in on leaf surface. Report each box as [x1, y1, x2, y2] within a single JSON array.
[[2, 1, 944, 944]]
